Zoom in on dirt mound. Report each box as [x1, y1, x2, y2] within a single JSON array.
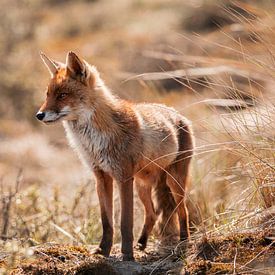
[[9, 245, 115, 275], [4, 229, 274, 274], [7, 243, 183, 275], [184, 229, 275, 274]]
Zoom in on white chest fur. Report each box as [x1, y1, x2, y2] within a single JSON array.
[[62, 120, 112, 172]]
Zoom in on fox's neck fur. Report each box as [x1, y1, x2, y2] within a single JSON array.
[[62, 77, 139, 173], [82, 88, 119, 131], [73, 68, 127, 131]]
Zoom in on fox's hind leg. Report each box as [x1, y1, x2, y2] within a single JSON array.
[[166, 159, 191, 241], [135, 179, 157, 250]]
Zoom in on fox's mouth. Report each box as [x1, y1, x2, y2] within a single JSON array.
[[44, 113, 68, 124]]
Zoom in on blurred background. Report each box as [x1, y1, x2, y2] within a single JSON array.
[[0, 0, 274, 253]]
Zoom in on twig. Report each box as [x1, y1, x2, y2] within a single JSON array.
[[233, 247, 238, 274], [50, 222, 77, 241]]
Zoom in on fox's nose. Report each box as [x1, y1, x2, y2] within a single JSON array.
[[36, 111, 45, 121]]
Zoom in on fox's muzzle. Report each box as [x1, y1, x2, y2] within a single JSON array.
[[35, 106, 71, 123], [35, 110, 59, 123]]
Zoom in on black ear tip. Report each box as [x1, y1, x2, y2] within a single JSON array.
[[68, 51, 77, 57]]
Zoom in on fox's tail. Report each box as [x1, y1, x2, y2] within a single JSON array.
[[152, 172, 178, 240], [153, 119, 194, 242]]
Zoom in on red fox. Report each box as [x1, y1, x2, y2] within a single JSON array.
[[36, 52, 194, 261]]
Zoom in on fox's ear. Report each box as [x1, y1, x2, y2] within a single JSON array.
[[66, 51, 86, 79], [40, 52, 59, 77]]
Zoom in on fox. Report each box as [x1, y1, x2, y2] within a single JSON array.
[[36, 51, 194, 261]]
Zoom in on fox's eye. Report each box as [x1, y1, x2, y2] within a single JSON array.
[[57, 93, 67, 100]]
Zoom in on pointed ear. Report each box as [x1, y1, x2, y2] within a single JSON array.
[[66, 51, 86, 78], [40, 52, 59, 77]]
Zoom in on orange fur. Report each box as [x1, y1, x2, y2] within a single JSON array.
[[37, 52, 194, 261]]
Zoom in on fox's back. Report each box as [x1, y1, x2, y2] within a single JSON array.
[[134, 103, 192, 171]]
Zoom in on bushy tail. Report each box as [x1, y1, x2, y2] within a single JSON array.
[[152, 172, 178, 240], [152, 118, 194, 242]]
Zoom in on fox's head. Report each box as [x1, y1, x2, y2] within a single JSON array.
[[36, 51, 102, 124]]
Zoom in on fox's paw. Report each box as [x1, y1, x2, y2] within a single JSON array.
[[135, 242, 146, 251], [118, 253, 135, 261], [136, 234, 147, 251], [91, 247, 110, 257]]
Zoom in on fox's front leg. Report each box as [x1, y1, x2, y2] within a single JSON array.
[[118, 177, 134, 261], [93, 170, 113, 257]]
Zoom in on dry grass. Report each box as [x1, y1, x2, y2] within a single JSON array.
[[0, 0, 274, 274]]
